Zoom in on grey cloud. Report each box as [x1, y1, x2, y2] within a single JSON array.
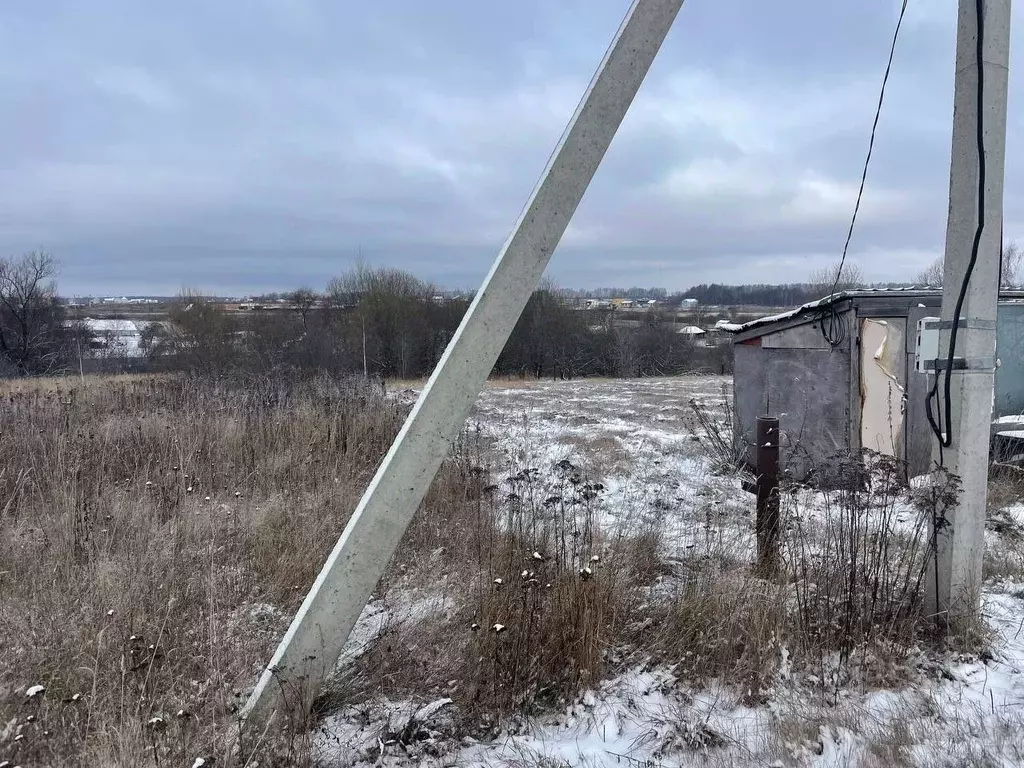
[[0, 0, 1019, 295]]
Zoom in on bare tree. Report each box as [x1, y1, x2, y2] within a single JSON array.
[[916, 257, 944, 287], [326, 264, 437, 378], [916, 241, 1021, 288], [808, 261, 864, 296], [163, 290, 238, 373], [289, 287, 320, 329], [1002, 241, 1021, 288], [0, 251, 68, 374]]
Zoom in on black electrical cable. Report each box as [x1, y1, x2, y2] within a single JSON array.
[[925, 0, 987, 449], [819, 0, 909, 348]]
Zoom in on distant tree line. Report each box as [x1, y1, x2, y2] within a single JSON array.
[[682, 283, 827, 308], [18, 251, 964, 379], [137, 268, 731, 380], [558, 286, 670, 300]]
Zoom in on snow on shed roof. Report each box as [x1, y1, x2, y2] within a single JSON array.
[[728, 287, 1024, 336], [724, 286, 1024, 339], [725, 287, 965, 336]]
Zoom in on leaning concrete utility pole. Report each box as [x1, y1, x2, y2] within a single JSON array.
[[929, 0, 1011, 621], [240, 0, 685, 729]]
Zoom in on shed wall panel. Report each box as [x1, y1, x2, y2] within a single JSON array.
[[996, 304, 1024, 417], [734, 344, 768, 468], [761, 322, 832, 349], [764, 348, 850, 480]]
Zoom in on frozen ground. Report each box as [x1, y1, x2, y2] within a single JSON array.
[[315, 375, 1024, 767], [467, 376, 743, 550]]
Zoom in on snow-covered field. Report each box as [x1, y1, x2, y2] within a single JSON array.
[[315, 375, 1024, 767]]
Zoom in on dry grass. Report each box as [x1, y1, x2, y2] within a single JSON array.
[[0, 373, 416, 767], [0, 371, 169, 394]]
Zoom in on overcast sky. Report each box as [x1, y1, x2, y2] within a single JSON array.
[[1, 0, 1021, 296]]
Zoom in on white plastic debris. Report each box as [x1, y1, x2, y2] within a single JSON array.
[[145, 481, 153, 487], [413, 698, 453, 724], [191, 759, 207, 768], [492, 623, 506, 633], [106, 609, 114, 617], [25, 685, 44, 699], [204, 496, 211, 502], [493, 578, 503, 586]]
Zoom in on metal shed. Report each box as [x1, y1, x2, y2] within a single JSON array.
[[729, 289, 1024, 480]]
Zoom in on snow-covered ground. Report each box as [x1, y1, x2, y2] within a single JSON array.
[[315, 375, 1024, 767]]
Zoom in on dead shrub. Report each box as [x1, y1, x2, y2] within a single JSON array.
[[688, 387, 742, 474], [783, 453, 955, 690], [330, 454, 647, 732]]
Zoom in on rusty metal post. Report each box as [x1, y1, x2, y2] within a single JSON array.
[[756, 416, 780, 572]]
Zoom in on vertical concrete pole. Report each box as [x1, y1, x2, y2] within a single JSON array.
[[756, 416, 780, 572], [240, 0, 686, 729], [928, 0, 1011, 621]]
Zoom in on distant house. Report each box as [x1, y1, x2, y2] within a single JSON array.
[[676, 325, 708, 347], [680, 298, 699, 309]]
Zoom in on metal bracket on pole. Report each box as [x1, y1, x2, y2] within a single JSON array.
[[923, 357, 997, 372], [922, 318, 997, 331], [238, 0, 685, 732]]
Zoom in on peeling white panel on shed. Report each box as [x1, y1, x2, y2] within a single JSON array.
[[860, 319, 906, 457]]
